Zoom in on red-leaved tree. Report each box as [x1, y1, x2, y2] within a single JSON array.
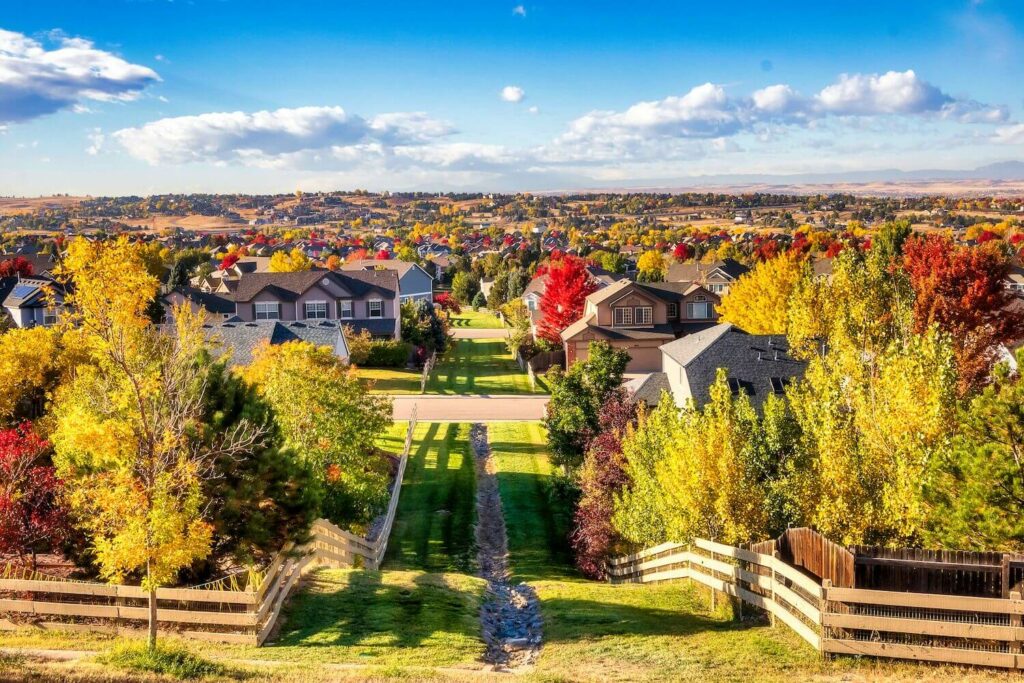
[[375, 249, 390, 260], [0, 257, 34, 278], [219, 252, 240, 271], [902, 236, 1024, 394], [434, 292, 461, 314], [671, 243, 691, 262], [0, 423, 69, 569], [572, 389, 637, 579], [537, 255, 599, 343]]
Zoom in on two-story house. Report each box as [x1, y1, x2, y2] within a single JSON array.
[[340, 258, 434, 303], [0, 276, 66, 329], [559, 278, 722, 372], [665, 258, 749, 295], [167, 269, 401, 340]]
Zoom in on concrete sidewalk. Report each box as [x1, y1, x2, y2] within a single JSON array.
[[391, 394, 548, 422]]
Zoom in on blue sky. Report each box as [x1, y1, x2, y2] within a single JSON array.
[[2, 0, 1023, 194]]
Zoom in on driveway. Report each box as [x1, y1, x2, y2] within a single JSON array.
[[391, 395, 548, 422], [450, 328, 510, 339]]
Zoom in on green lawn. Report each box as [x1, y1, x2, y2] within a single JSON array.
[[426, 338, 543, 395], [487, 422, 575, 582], [448, 309, 504, 329], [354, 366, 421, 394], [383, 423, 476, 573]]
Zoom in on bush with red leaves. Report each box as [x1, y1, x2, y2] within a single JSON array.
[[0, 257, 34, 278], [571, 390, 637, 579], [434, 292, 461, 314], [0, 423, 70, 569]]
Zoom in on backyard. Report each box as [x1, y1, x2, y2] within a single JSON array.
[[448, 309, 505, 329], [426, 338, 544, 394], [0, 422, 1015, 682]]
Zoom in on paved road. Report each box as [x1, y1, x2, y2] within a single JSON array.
[[391, 395, 548, 422], [450, 328, 510, 339]]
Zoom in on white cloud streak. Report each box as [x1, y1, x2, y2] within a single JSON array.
[[0, 28, 160, 123]]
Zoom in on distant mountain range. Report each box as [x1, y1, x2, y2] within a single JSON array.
[[671, 161, 1024, 186], [558, 161, 1024, 196]]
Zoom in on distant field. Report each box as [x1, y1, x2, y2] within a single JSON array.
[[119, 214, 248, 232], [0, 196, 84, 214]]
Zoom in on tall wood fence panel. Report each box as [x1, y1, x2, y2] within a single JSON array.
[[850, 546, 1024, 598], [779, 528, 855, 589], [609, 536, 1024, 670], [0, 413, 418, 647]]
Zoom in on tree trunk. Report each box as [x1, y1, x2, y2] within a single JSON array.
[[147, 559, 158, 651]]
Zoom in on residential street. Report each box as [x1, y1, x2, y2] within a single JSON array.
[[391, 394, 549, 421]]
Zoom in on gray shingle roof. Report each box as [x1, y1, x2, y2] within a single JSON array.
[[202, 319, 348, 365], [624, 372, 671, 406], [660, 323, 806, 411]]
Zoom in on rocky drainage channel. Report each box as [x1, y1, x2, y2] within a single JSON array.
[[470, 423, 542, 671]]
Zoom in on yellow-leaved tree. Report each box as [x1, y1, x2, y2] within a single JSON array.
[[717, 252, 806, 335], [268, 247, 312, 272], [50, 237, 263, 650]]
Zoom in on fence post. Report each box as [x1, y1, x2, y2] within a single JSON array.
[[770, 550, 780, 627], [820, 579, 832, 659], [1011, 591, 1022, 657]]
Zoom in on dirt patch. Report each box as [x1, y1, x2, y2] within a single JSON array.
[[470, 424, 542, 671]]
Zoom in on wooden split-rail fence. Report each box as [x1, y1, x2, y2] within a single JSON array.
[[0, 412, 417, 646], [608, 530, 1024, 670]]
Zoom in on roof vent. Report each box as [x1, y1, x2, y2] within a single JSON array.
[[757, 351, 762, 361], [774, 350, 779, 361]]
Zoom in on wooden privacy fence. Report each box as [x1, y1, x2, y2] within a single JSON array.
[[0, 413, 417, 646], [609, 533, 1024, 670]]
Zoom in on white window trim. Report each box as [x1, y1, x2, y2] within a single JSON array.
[[668, 302, 678, 319], [255, 301, 281, 320], [339, 299, 354, 319], [634, 306, 652, 326], [304, 300, 328, 320], [368, 299, 384, 319], [614, 306, 633, 326]]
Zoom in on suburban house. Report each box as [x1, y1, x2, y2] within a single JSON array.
[[167, 269, 401, 340], [665, 258, 750, 294], [0, 276, 66, 329], [200, 319, 350, 366], [341, 258, 434, 303], [1007, 264, 1024, 295], [640, 323, 806, 411], [522, 265, 618, 338], [559, 278, 722, 373]]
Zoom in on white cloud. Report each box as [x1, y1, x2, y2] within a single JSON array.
[[0, 28, 160, 123], [512, 5, 526, 17], [86, 128, 104, 155], [501, 85, 525, 103], [556, 70, 1007, 155], [994, 123, 1024, 144], [527, 105, 539, 114], [113, 105, 455, 166]]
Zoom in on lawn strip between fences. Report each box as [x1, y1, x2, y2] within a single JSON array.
[[0, 409, 418, 646]]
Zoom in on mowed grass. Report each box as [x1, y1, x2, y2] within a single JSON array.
[[354, 366, 422, 394], [256, 569, 486, 668], [384, 422, 476, 573], [487, 421, 575, 582], [448, 309, 505, 329], [426, 338, 542, 395]]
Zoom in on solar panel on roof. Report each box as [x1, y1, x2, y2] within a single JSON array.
[[11, 284, 36, 299]]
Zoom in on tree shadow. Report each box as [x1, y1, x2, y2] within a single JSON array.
[[270, 569, 481, 652]]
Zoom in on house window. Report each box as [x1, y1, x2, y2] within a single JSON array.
[[687, 302, 713, 319], [634, 306, 652, 325], [708, 283, 726, 294], [368, 300, 383, 318], [304, 301, 327, 319], [254, 302, 280, 320], [613, 306, 633, 326], [338, 299, 354, 319], [769, 377, 790, 395], [42, 307, 59, 326], [668, 303, 678, 319]]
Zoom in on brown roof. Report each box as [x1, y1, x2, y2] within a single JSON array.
[[230, 269, 397, 303]]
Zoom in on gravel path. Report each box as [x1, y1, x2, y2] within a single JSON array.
[[470, 424, 542, 671]]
